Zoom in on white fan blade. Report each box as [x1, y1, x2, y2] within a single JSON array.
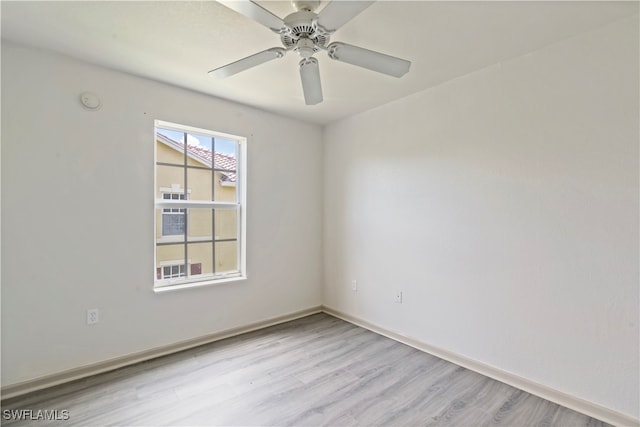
[[316, 1, 374, 33], [217, 0, 286, 32], [327, 42, 411, 77], [209, 48, 286, 78], [299, 58, 323, 105]]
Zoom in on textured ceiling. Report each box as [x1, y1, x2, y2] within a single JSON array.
[[2, 1, 638, 125]]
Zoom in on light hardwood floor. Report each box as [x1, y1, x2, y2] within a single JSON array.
[[1, 313, 610, 426]]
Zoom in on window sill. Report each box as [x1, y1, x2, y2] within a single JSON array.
[[153, 275, 246, 293]]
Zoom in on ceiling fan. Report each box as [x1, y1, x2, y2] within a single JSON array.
[[210, 0, 411, 105]]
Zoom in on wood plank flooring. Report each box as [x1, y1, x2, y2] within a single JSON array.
[[1, 313, 611, 426]]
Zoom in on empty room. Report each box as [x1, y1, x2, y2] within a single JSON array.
[[1, 1, 638, 426]]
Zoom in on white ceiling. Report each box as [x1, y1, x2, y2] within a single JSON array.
[[2, 1, 637, 125]]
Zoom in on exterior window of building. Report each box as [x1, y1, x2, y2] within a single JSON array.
[[162, 192, 186, 236], [155, 262, 202, 280], [162, 264, 185, 279], [154, 120, 247, 290]]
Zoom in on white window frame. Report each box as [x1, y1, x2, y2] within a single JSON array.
[[154, 120, 247, 292]]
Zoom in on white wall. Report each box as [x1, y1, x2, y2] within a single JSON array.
[[1, 42, 323, 386], [324, 16, 639, 418]]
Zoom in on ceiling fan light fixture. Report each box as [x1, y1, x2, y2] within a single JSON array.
[[299, 57, 323, 105], [295, 38, 317, 58]]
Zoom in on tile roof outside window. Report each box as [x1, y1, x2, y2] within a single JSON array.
[[156, 132, 237, 182]]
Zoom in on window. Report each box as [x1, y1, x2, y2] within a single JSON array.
[[161, 264, 185, 279], [162, 192, 186, 236], [154, 120, 246, 290], [155, 262, 202, 280]]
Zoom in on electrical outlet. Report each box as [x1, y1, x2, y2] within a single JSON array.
[[351, 280, 357, 291], [87, 308, 99, 325], [395, 291, 403, 304]]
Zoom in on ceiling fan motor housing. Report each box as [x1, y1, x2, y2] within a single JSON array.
[[281, 10, 329, 52]]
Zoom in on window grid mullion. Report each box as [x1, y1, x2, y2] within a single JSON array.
[[157, 238, 236, 247], [183, 132, 189, 278], [156, 161, 235, 174], [212, 136, 217, 275], [235, 142, 241, 273]]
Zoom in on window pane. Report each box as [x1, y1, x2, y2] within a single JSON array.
[[156, 130, 186, 165], [156, 164, 184, 199], [187, 168, 212, 201], [156, 244, 185, 281], [188, 133, 213, 151], [187, 242, 214, 277], [185, 133, 212, 169], [214, 138, 237, 170], [215, 208, 238, 240], [216, 241, 238, 273], [187, 208, 213, 241], [215, 171, 237, 202], [214, 139, 237, 203]]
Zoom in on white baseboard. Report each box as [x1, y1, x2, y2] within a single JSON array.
[[1, 306, 322, 401], [321, 306, 639, 427]]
